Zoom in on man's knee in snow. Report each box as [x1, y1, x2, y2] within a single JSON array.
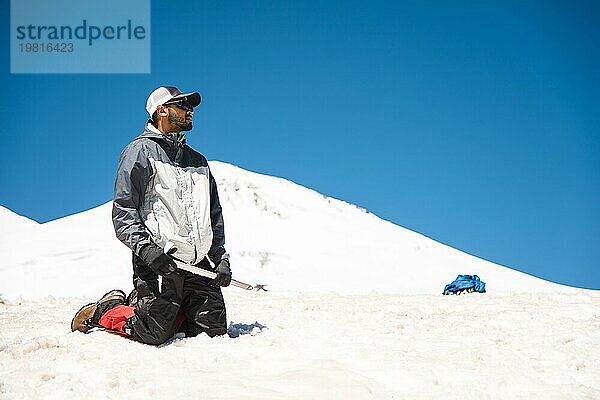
[[142, 327, 177, 345], [130, 296, 181, 345]]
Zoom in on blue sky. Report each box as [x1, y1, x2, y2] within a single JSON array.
[[1, 1, 598, 289]]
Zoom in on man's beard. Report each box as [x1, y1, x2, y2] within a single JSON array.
[[168, 113, 192, 131]]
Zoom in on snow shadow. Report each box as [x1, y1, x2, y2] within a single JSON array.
[[227, 321, 267, 338]]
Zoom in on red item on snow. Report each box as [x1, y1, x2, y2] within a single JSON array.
[[98, 305, 135, 333], [99, 305, 187, 336]]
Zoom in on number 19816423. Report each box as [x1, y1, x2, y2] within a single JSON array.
[[19, 43, 74, 52]]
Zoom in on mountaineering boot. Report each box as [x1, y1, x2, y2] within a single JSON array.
[[71, 289, 126, 333]]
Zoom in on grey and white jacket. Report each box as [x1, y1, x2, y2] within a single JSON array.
[[112, 122, 228, 267]]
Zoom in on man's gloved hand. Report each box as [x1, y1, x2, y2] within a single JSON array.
[[213, 259, 232, 287], [139, 245, 177, 276]]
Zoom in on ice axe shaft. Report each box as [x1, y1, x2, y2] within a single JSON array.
[[174, 261, 254, 290]]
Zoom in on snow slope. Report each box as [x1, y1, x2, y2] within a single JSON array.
[[1, 161, 598, 399], [0, 161, 571, 299], [1, 290, 599, 399]]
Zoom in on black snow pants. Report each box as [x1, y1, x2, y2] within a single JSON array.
[[126, 253, 227, 345]]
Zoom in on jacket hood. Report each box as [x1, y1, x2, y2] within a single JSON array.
[[138, 121, 187, 149]]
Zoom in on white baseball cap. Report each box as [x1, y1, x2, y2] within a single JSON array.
[[146, 86, 201, 117]]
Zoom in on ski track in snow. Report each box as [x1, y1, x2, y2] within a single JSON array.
[[1, 290, 599, 399]]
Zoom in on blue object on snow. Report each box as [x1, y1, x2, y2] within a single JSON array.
[[443, 275, 486, 295]]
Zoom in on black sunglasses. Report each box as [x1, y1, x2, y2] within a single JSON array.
[[164, 99, 193, 111]]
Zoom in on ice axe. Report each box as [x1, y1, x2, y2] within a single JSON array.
[[175, 262, 254, 290], [164, 243, 254, 290]]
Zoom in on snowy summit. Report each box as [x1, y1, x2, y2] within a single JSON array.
[[0, 161, 567, 298]]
